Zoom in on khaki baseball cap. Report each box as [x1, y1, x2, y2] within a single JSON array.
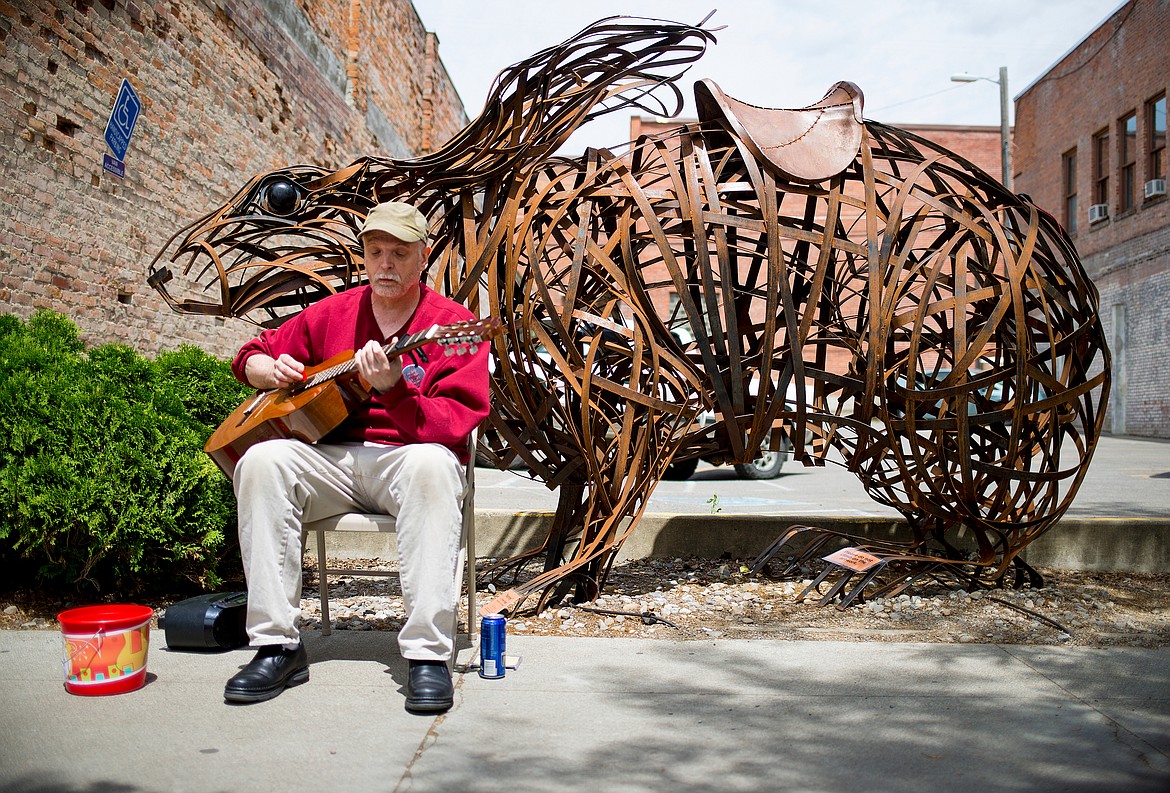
[[359, 201, 428, 244]]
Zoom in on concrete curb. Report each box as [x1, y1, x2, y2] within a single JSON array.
[[308, 509, 1170, 573]]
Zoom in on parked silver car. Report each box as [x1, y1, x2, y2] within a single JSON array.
[[663, 431, 790, 480]]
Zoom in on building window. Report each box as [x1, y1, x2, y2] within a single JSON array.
[[1091, 129, 1110, 222], [1092, 129, 1109, 205], [1148, 93, 1166, 184], [1119, 113, 1137, 212], [666, 291, 695, 342], [1062, 148, 1077, 234]]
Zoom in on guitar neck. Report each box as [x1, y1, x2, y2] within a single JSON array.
[[295, 326, 437, 392]]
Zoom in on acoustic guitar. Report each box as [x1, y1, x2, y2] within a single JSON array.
[[205, 317, 501, 478]]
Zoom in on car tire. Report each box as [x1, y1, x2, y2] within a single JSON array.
[[734, 447, 786, 480], [664, 457, 699, 480], [475, 447, 529, 470]]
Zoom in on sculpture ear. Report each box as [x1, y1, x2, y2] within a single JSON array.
[[694, 78, 864, 183]]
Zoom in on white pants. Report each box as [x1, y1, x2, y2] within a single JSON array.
[[233, 439, 465, 661]]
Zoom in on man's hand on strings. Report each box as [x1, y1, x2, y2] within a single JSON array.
[[246, 353, 305, 390], [356, 339, 403, 394]]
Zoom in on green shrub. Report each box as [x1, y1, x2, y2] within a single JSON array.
[[0, 310, 251, 595]]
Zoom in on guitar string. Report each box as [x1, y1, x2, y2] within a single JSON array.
[[233, 319, 496, 424], [292, 321, 489, 392]]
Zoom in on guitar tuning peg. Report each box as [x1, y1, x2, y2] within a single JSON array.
[[468, 344, 478, 354], [444, 347, 455, 357]]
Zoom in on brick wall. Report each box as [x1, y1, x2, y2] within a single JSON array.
[[1015, 0, 1170, 437], [0, 0, 467, 359], [898, 123, 1005, 183], [1085, 225, 1170, 437]]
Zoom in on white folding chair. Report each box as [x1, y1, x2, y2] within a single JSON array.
[[302, 432, 478, 641]]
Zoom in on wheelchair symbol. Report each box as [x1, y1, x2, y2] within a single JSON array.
[[103, 78, 141, 161]]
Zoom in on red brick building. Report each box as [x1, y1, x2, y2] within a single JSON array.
[[0, 0, 466, 358], [1014, 0, 1169, 438]]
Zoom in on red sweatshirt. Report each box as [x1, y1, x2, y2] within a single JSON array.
[[231, 284, 491, 463]]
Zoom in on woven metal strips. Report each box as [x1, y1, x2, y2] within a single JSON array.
[[148, 16, 1109, 612]]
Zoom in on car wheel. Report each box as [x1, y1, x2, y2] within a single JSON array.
[[664, 457, 699, 480], [734, 447, 786, 480], [475, 447, 529, 470]]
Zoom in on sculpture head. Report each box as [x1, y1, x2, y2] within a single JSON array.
[[146, 15, 716, 327]]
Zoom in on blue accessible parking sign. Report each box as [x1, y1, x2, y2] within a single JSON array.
[[103, 78, 141, 162]]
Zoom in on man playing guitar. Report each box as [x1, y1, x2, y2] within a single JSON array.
[[222, 201, 491, 713]]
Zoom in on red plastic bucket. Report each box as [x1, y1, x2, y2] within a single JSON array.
[[58, 604, 153, 696]]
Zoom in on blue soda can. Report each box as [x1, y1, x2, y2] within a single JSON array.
[[479, 613, 506, 679]]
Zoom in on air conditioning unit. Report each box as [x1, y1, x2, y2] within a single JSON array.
[[1088, 203, 1109, 224], [1145, 179, 1167, 199]]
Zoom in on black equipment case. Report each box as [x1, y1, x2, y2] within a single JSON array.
[[161, 592, 248, 650]]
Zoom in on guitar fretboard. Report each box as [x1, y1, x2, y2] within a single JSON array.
[[293, 326, 437, 392]]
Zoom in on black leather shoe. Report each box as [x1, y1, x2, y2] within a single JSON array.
[[224, 643, 309, 703], [405, 659, 453, 713]]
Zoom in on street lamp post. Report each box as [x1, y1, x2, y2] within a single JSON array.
[[951, 67, 1011, 190]]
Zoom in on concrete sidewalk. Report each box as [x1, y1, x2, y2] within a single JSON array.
[[5, 435, 1168, 792], [3, 629, 1168, 793]]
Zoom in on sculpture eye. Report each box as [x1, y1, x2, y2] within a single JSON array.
[[259, 179, 301, 216]]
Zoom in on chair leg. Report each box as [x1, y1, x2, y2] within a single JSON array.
[[464, 437, 478, 641], [458, 519, 472, 640], [449, 544, 464, 674], [316, 529, 331, 636]]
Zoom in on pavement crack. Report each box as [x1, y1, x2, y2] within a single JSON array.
[[1001, 646, 1170, 768], [393, 672, 465, 792]]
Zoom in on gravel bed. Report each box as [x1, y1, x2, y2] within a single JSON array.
[[6, 557, 1168, 648], [294, 556, 1170, 648]]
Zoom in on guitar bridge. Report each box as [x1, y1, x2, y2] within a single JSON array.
[[239, 391, 270, 421]]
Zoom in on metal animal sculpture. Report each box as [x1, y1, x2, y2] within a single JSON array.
[[148, 16, 1109, 614]]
